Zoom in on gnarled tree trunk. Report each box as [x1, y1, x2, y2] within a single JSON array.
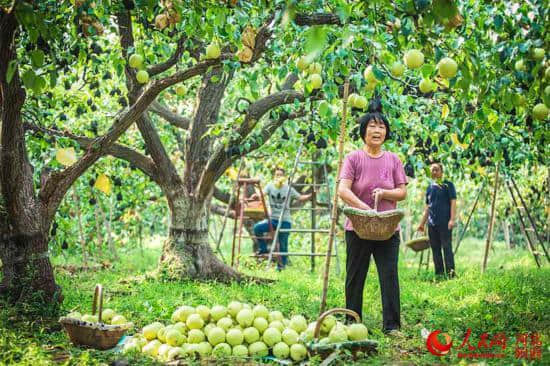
[[159, 192, 241, 281], [0, 10, 60, 302], [0, 191, 12, 292], [0, 230, 60, 302]]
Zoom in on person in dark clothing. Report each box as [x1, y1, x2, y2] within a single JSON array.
[[417, 162, 457, 278]]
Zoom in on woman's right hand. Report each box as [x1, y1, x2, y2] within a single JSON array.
[[339, 179, 373, 211], [417, 225, 425, 233], [358, 202, 373, 211]]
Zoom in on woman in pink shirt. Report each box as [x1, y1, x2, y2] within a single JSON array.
[[338, 99, 407, 334]]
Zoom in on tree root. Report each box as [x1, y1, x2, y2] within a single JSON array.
[[158, 236, 275, 285]]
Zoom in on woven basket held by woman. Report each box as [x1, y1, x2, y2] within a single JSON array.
[[337, 98, 407, 334]]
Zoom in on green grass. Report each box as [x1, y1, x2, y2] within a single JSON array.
[[1, 234, 549, 365]]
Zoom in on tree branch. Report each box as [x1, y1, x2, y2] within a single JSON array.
[[241, 110, 305, 156], [117, 9, 137, 90], [233, 81, 304, 144], [204, 109, 305, 198], [184, 67, 233, 191], [250, 15, 275, 63], [24, 122, 161, 184], [171, 129, 186, 157], [210, 203, 235, 218], [196, 73, 306, 201], [213, 186, 231, 204], [294, 13, 342, 26], [148, 100, 190, 129], [147, 35, 186, 76], [38, 59, 213, 223], [281, 73, 299, 90], [136, 113, 182, 186]]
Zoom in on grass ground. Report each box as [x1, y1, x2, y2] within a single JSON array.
[[1, 234, 549, 365]]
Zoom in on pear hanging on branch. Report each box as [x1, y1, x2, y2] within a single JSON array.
[[241, 26, 256, 49], [155, 13, 169, 30], [56, 147, 78, 167], [94, 174, 111, 195]]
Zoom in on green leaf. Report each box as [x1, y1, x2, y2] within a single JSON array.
[[304, 26, 328, 54], [319, 101, 330, 117], [22, 69, 36, 90], [6, 60, 17, 84], [49, 70, 58, 88], [336, 3, 352, 22], [457, 77, 470, 92], [518, 42, 531, 53], [32, 75, 46, 94], [28, 28, 39, 43], [494, 15, 503, 30], [215, 11, 225, 27], [340, 64, 350, 76], [30, 50, 45, 68], [401, 19, 412, 37], [420, 64, 434, 78], [373, 66, 385, 81], [432, 0, 458, 19]]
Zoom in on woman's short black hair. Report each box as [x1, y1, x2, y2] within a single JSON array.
[[357, 98, 391, 141]]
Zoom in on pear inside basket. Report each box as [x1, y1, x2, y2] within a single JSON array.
[[343, 206, 405, 241]]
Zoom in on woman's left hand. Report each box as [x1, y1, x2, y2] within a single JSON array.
[[372, 188, 386, 206]]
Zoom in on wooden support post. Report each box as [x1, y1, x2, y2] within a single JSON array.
[[454, 184, 484, 255], [73, 188, 88, 266], [320, 81, 349, 315], [502, 219, 511, 249], [547, 172, 550, 245], [106, 195, 118, 260], [510, 177, 550, 263], [482, 165, 499, 273], [311, 160, 317, 273], [138, 222, 143, 256], [216, 160, 244, 255], [506, 180, 542, 268], [235, 182, 249, 269], [94, 201, 104, 259], [230, 184, 241, 268]]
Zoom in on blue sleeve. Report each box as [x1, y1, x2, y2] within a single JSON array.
[[448, 182, 457, 200]]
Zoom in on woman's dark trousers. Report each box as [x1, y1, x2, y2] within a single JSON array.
[[345, 230, 401, 331]]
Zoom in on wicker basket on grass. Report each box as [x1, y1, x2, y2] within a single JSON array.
[[405, 235, 430, 252], [59, 284, 132, 350], [343, 206, 405, 241], [307, 308, 378, 360]]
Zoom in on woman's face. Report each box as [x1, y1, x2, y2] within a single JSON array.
[[363, 118, 387, 147]]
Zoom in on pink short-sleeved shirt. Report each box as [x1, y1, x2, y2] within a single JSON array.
[[340, 150, 407, 231]]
